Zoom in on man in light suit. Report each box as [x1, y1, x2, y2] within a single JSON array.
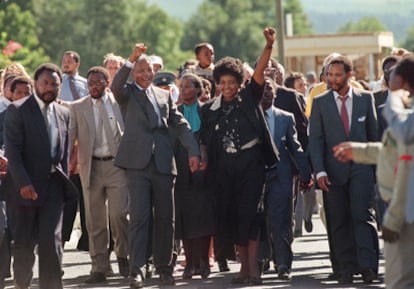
[[261, 77, 312, 279], [4, 63, 77, 289], [309, 55, 379, 284], [69, 66, 129, 283], [111, 43, 200, 288]]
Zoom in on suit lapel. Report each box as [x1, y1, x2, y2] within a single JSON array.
[[82, 97, 96, 147], [350, 88, 361, 134], [29, 96, 50, 149]]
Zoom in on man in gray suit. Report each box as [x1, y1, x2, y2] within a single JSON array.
[[111, 43, 200, 288], [309, 55, 379, 284], [4, 63, 77, 289], [69, 66, 129, 283]]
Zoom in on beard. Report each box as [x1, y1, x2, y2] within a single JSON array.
[[37, 91, 58, 104]]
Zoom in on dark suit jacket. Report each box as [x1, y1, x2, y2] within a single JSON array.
[[4, 96, 77, 207], [373, 89, 388, 108], [267, 106, 311, 182], [111, 65, 200, 175], [274, 86, 309, 150], [309, 88, 378, 185], [200, 79, 279, 174]]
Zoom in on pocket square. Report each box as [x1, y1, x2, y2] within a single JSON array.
[[358, 116, 366, 122]]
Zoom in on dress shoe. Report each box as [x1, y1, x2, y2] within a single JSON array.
[[218, 260, 230, 272], [85, 272, 106, 284], [361, 267, 377, 284], [338, 271, 353, 284], [249, 276, 263, 285], [304, 220, 313, 233], [130, 274, 144, 289], [277, 265, 291, 280], [182, 265, 194, 279], [160, 273, 175, 285], [199, 263, 211, 279], [328, 271, 340, 280], [117, 257, 129, 278]]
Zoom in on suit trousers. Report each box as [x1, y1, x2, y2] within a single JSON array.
[[265, 173, 294, 269], [323, 174, 379, 274], [126, 158, 175, 277], [83, 159, 129, 274], [12, 173, 64, 289], [384, 222, 414, 289]]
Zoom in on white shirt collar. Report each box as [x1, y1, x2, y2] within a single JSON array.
[[34, 93, 53, 111], [333, 86, 353, 100], [91, 93, 108, 105]]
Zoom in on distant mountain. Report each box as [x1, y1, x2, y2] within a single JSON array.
[[146, 0, 204, 20], [145, 0, 412, 43], [301, 0, 413, 43]]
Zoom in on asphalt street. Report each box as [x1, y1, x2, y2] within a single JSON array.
[[3, 213, 385, 289]]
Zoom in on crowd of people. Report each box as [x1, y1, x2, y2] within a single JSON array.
[[0, 26, 413, 289]]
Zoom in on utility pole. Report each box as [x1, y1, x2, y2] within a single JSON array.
[[275, 0, 285, 66]]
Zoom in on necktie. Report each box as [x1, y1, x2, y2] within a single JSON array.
[[43, 104, 59, 159], [339, 95, 349, 135], [96, 99, 117, 156], [143, 89, 159, 129], [69, 76, 81, 100]]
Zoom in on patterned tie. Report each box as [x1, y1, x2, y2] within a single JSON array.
[[69, 75, 81, 100], [339, 95, 349, 135]]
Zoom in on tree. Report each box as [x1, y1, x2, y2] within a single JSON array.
[[0, 3, 49, 73], [181, 0, 312, 64], [400, 24, 414, 52], [338, 16, 387, 33], [32, 0, 190, 73], [284, 0, 313, 35]]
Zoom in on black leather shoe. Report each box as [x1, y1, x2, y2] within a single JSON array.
[[328, 271, 340, 280], [277, 265, 291, 280], [160, 273, 175, 285], [361, 268, 377, 284], [118, 257, 129, 278], [304, 220, 313, 233], [338, 271, 353, 284], [218, 260, 230, 272], [85, 272, 106, 284], [130, 274, 144, 289], [182, 265, 194, 279]]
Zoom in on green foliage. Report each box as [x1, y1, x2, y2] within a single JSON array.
[[0, 3, 49, 74], [283, 0, 313, 35], [181, 0, 312, 64], [337, 16, 387, 33], [400, 24, 414, 52]]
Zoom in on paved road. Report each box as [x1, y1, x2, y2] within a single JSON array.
[[3, 214, 385, 289]]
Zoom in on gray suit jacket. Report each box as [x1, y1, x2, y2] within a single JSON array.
[[111, 65, 199, 174], [309, 88, 378, 185], [69, 93, 124, 188], [4, 95, 77, 206], [267, 106, 311, 182]]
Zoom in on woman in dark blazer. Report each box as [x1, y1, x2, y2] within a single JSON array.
[[199, 27, 277, 285]]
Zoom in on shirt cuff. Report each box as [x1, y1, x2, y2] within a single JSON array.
[[125, 60, 134, 68], [316, 171, 327, 180]]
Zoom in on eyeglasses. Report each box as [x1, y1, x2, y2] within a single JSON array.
[[88, 80, 106, 86]]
